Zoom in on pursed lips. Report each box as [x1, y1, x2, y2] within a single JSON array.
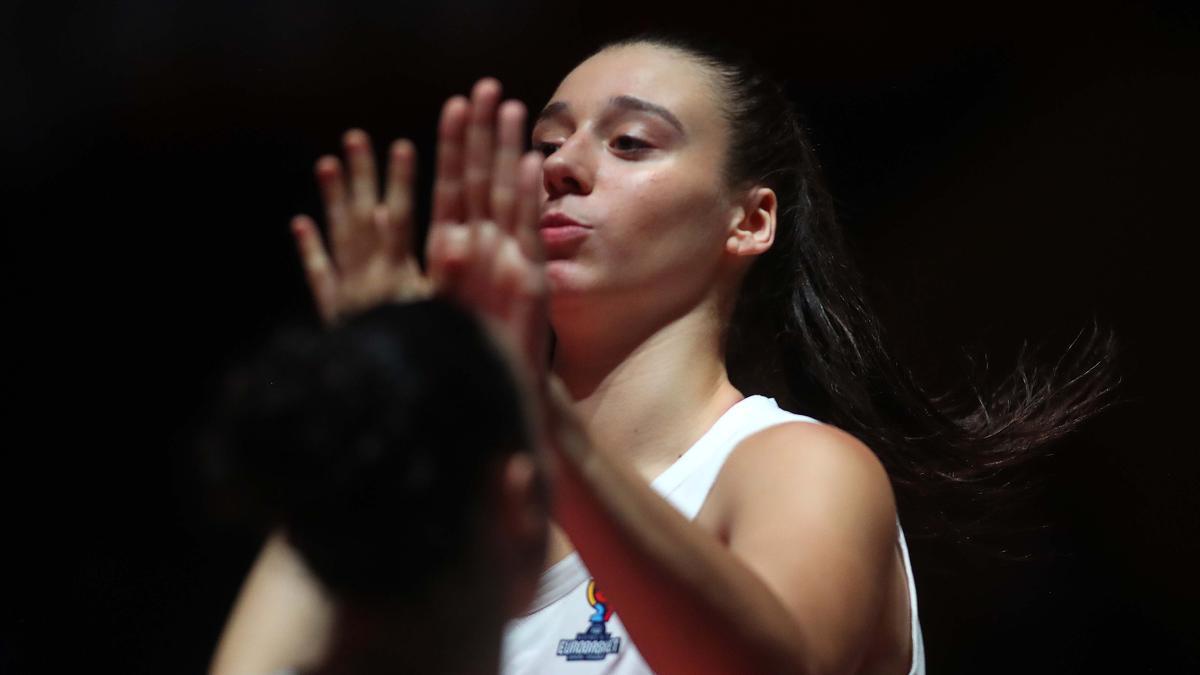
[[538, 212, 592, 249], [539, 212, 591, 230]]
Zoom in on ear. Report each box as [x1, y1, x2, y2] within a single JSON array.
[[495, 452, 549, 615], [725, 187, 777, 257], [496, 453, 547, 545]]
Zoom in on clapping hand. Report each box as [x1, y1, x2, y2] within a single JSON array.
[[291, 127, 427, 325], [290, 78, 549, 381]]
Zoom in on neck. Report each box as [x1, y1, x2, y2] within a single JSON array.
[[550, 291, 745, 481]]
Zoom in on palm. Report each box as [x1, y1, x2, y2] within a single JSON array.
[[424, 79, 550, 384]]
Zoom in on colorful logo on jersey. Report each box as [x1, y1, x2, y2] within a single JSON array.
[[556, 579, 621, 661]]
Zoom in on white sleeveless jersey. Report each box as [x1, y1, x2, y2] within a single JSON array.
[[500, 395, 926, 675]]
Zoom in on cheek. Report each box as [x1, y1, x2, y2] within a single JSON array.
[[608, 170, 728, 261]]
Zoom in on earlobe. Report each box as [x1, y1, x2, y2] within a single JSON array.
[[725, 206, 747, 254], [726, 231, 756, 255]]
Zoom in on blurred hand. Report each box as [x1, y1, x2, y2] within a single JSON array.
[[290, 78, 560, 459], [423, 78, 549, 384], [291, 129, 429, 326], [289, 78, 547, 376]]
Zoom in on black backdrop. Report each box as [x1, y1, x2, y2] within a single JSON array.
[[5, 1, 1198, 672]]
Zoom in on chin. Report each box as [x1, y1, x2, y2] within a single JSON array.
[[545, 261, 587, 297], [545, 260, 611, 311]]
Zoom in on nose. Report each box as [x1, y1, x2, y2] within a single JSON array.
[[542, 134, 595, 199]]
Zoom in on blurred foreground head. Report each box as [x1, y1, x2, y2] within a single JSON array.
[[207, 299, 550, 624]]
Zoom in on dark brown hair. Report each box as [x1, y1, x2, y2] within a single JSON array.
[[600, 33, 1117, 544]]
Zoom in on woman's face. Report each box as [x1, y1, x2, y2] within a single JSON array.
[[532, 44, 742, 314]]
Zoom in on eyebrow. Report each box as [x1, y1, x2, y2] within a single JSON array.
[[535, 95, 686, 134]]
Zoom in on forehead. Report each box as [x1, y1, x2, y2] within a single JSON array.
[[548, 44, 723, 133]]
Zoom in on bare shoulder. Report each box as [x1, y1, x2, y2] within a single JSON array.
[[707, 421, 897, 543], [697, 422, 914, 673], [734, 421, 888, 478]]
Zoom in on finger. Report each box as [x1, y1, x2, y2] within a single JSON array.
[[433, 96, 470, 225], [343, 129, 379, 223], [514, 151, 546, 264], [491, 100, 526, 232], [518, 265, 551, 377], [463, 221, 502, 310], [427, 224, 471, 294], [493, 234, 549, 376], [464, 78, 502, 222], [315, 156, 354, 271], [371, 204, 394, 258], [384, 138, 416, 259], [291, 215, 340, 326], [492, 237, 526, 321]]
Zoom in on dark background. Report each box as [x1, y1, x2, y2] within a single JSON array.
[[4, 1, 1198, 672]]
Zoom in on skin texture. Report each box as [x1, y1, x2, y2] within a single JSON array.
[[534, 46, 780, 483], [212, 45, 915, 675], [533, 46, 737, 309]]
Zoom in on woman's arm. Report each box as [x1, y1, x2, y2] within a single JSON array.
[[544, 381, 899, 675], [210, 533, 335, 675]]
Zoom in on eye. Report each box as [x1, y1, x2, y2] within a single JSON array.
[[611, 135, 651, 153], [535, 141, 559, 157]]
